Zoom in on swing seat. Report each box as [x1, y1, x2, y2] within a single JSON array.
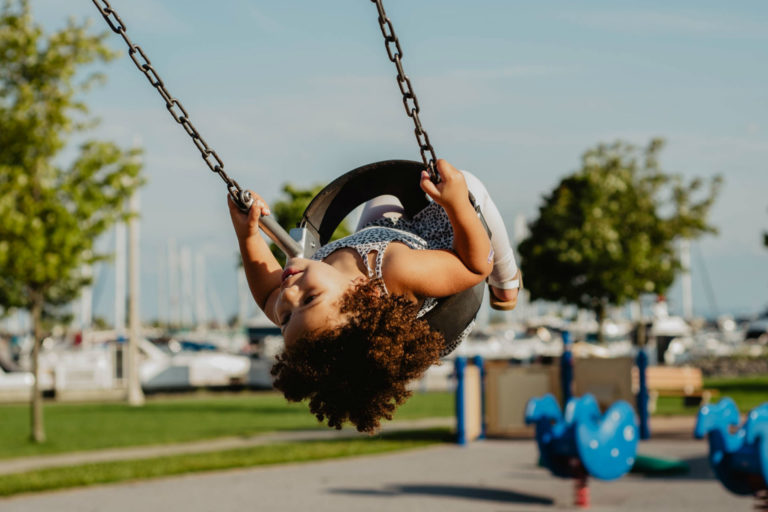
[[297, 160, 485, 345]]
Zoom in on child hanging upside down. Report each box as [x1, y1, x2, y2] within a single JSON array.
[[228, 159, 521, 433]]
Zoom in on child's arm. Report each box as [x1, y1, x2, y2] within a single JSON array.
[[383, 160, 494, 300], [227, 193, 282, 325], [419, 160, 494, 277]]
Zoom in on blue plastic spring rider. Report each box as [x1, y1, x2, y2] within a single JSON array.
[[526, 393, 639, 507], [696, 397, 768, 507]]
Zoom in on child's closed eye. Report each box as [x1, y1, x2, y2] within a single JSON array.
[[281, 296, 318, 327]]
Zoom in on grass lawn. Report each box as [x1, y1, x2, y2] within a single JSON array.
[[0, 428, 453, 497], [653, 374, 768, 416], [0, 391, 454, 459]]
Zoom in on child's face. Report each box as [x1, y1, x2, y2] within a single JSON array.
[[275, 257, 357, 348]]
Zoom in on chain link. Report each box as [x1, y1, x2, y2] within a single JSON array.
[[90, 0, 252, 211], [370, 0, 439, 182], [92, 0, 438, 202]]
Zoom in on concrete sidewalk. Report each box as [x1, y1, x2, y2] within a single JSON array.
[[640, 414, 697, 438], [1, 436, 749, 512]]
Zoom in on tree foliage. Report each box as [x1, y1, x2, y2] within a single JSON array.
[[0, 0, 144, 441], [518, 138, 721, 323], [268, 183, 351, 266]]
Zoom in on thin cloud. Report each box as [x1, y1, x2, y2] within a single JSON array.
[[246, 6, 284, 33], [33, 0, 191, 35], [560, 8, 768, 39], [443, 64, 572, 80]]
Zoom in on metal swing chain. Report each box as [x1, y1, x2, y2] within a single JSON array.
[[370, 0, 491, 237], [371, 0, 440, 183], [90, 0, 253, 211]]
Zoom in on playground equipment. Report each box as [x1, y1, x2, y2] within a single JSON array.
[[636, 347, 651, 439], [695, 397, 768, 508], [454, 331, 644, 444], [525, 331, 640, 508], [454, 356, 486, 445], [526, 393, 639, 507], [92, 0, 489, 343]]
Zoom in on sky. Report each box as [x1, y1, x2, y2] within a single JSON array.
[[18, 0, 768, 326]]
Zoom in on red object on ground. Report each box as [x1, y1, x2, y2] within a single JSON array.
[[574, 475, 590, 508], [755, 489, 768, 511]]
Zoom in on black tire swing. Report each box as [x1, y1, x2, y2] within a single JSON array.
[[299, 160, 486, 343], [92, 0, 486, 344]]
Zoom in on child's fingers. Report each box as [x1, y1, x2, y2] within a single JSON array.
[[435, 159, 457, 181], [228, 192, 270, 224], [227, 194, 244, 217], [420, 170, 441, 198], [235, 190, 269, 216], [251, 193, 271, 217]]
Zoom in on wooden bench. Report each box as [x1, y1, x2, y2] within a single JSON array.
[[632, 366, 717, 409]]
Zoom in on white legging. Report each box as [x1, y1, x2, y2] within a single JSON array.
[[356, 170, 519, 289]]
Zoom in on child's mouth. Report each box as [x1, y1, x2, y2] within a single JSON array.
[[281, 268, 302, 283]]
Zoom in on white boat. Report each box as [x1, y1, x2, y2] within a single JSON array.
[[745, 316, 768, 344], [0, 365, 34, 401], [452, 325, 562, 361], [28, 335, 252, 395], [139, 338, 251, 391]]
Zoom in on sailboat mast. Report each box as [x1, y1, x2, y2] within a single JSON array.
[[680, 238, 693, 320], [127, 189, 145, 406], [115, 220, 127, 338]]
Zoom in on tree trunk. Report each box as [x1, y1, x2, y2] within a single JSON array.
[[30, 296, 46, 443], [596, 302, 606, 345], [635, 320, 647, 348]]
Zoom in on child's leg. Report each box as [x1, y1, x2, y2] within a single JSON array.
[[356, 195, 405, 231], [460, 171, 520, 290]]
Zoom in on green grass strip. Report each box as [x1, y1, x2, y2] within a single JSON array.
[[653, 376, 768, 416], [0, 391, 454, 459], [0, 428, 452, 498], [704, 374, 768, 391]]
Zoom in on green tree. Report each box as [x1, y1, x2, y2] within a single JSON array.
[[268, 183, 351, 266], [518, 139, 721, 340], [0, 0, 143, 442]]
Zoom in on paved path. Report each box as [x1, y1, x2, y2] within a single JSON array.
[[1, 436, 751, 512]]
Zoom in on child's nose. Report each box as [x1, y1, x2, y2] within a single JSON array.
[[281, 285, 301, 306]]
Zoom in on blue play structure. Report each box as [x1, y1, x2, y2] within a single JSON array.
[[695, 397, 768, 496], [635, 347, 651, 439], [525, 393, 640, 481], [525, 331, 640, 508], [455, 355, 486, 445]]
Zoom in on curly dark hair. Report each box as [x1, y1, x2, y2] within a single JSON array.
[[270, 279, 444, 433]]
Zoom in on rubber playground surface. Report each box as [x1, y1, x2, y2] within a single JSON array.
[[1, 420, 753, 512]]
